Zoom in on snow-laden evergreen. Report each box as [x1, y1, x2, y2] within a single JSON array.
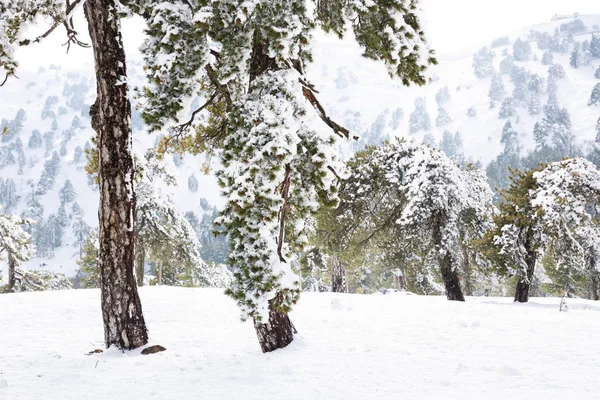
[[531, 158, 600, 296], [216, 69, 343, 322]]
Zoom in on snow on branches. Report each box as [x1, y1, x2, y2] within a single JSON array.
[[216, 69, 343, 322], [531, 158, 600, 285], [0, 211, 34, 266]]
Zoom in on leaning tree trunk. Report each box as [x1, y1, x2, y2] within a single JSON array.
[[433, 215, 465, 301], [331, 256, 347, 293], [84, 1, 148, 350], [7, 253, 15, 292], [439, 254, 465, 301], [253, 295, 295, 353], [514, 258, 536, 303]]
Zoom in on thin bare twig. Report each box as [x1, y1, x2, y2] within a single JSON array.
[[21, 0, 88, 49]]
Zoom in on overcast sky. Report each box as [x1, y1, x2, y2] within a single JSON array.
[[12, 0, 600, 71], [423, 0, 600, 56]]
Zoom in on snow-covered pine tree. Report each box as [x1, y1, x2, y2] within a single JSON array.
[[488, 74, 506, 103], [531, 158, 600, 299], [435, 87, 451, 107], [570, 42, 582, 69], [70, 0, 439, 353], [372, 140, 493, 300], [541, 51, 554, 66], [480, 168, 542, 302], [513, 38, 532, 61], [2, 1, 149, 349], [77, 229, 100, 288], [486, 122, 522, 195], [59, 179, 76, 205], [499, 55, 514, 75], [589, 83, 600, 106], [499, 97, 516, 119], [136, 179, 212, 288], [590, 35, 600, 59], [0, 212, 34, 292], [472, 46, 495, 79], [436, 108, 452, 128], [409, 97, 432, 133]]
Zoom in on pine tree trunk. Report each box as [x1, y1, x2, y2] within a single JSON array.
[[393, 271, 407, 291], [591, 273, 599, 301], [331, 256, 346, 293], [440, 255, 466, 301], [157, 260, 162, 286], [84, 1, 148, 350], [589, 256, 599, 301], [461, 245, 474, 296], [135, 245, 145, 287], [7, 252, 15, 292], [514, 248, 536, 303], [253, 295, 295, 353], [433, 214, 465, 301]]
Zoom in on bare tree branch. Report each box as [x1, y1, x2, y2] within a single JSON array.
[[299, 78, 358, 140], [277, 165, 292, 263], [20, 0, 89, 49]]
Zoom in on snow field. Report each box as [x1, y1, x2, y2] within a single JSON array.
[[1, 288, 599, 399]]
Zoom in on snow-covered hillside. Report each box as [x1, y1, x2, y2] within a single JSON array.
[[1, 288, 599, 399], [310, 14, 600, 164], [2, 14, 600, 279]]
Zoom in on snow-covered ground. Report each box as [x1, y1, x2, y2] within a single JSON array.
[[1, 288, 599, 399]]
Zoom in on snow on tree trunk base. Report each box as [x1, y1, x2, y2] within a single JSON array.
[[253, 307, 295, 353], [514, 281, 531, 303]]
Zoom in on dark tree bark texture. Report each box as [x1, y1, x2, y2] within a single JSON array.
[[433, 214, 465, 301], [331, 256, 347, 293], [514, 234, 536, 303], [254, 296, 295, 353], [135, 243, 145, 287], [440, 255, 466, 301], [7, 253, 15, 291], [84, 0, 148, 350]]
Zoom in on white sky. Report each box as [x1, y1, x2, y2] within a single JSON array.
[[423, 0, 600, 56], [12, 1, 600, 70]]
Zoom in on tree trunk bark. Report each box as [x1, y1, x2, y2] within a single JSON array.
[[588, 255, 599, 301], [253, 295, 295, 353], [440, 254, 465, 301], [432, 214, 465, 301], [515, 248, 537, 303], [461, 245, 474, 296], [331, 256, 346, 293], [135, 244, 145, 287], [393, 269, 407, 291], [84, 1, 148, 350], [7, 252, 15, 292], [157, 260, 162, 286], [591, 273, 599, 301]]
